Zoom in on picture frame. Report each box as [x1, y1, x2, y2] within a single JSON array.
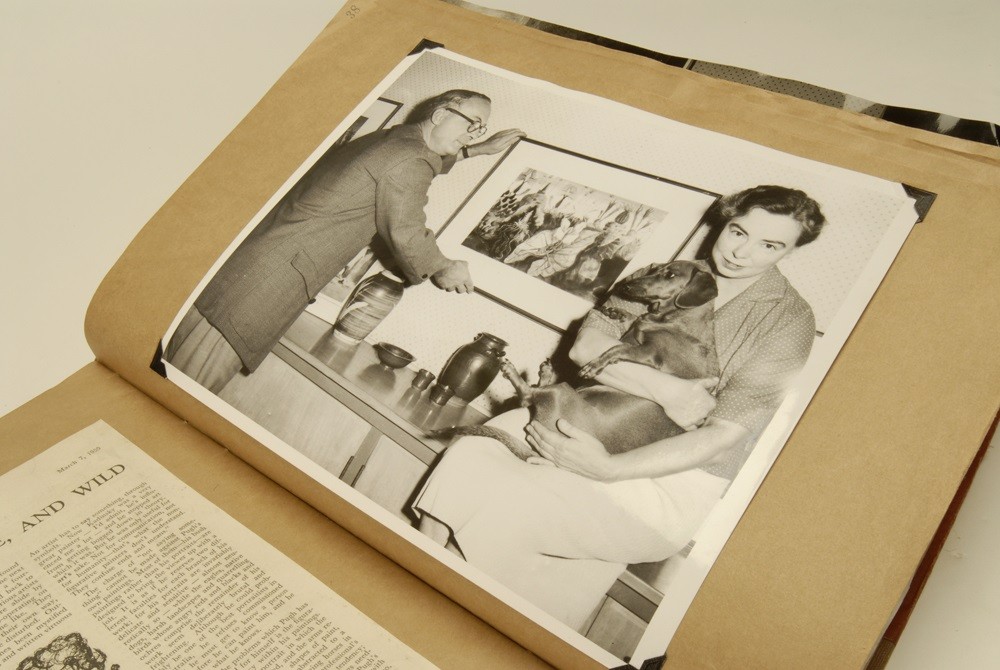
[[436, 139, 719, 331], [333, 97, 404, 146]]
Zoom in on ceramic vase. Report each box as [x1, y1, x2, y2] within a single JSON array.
[[332, 272, 404, 344], [435, 333, 508, 404]]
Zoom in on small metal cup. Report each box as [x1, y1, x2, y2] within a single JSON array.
[[412, 369, 435, 390], [428, 382, 454, 405]]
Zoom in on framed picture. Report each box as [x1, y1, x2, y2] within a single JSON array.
[[437, 139, 719, 331], [333, 97, 404, 146]]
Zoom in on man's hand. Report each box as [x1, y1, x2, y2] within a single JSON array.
[[654, 377, 718, 431], [465, 129, 526, 157], [431, 259, 474, 293]]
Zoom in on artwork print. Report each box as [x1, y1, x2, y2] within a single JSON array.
[[17, 633, 120, 670], [438, 139, 718, 331], [461, 168, 664, 303]]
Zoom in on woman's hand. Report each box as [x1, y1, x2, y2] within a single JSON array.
[[525, 419, 617, 481], [653, 376, 718, 430]]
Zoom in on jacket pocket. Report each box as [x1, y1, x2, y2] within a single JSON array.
[[291, 249, 322, 298], [229, 250, 321, 367]]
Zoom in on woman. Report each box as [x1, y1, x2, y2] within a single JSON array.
[[414, 185, 826, 630]]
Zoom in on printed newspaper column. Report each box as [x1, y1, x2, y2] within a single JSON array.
[[0, 421, 436, 670]]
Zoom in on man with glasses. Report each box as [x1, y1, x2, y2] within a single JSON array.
[[166, 89, 524, 393]]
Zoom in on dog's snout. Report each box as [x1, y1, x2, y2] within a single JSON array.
[[614, 262, 692, 302]]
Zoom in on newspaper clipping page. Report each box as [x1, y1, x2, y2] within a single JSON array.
[[0, 421, 436, 670]]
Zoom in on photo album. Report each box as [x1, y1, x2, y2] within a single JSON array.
[[4, 1, 998, 669]]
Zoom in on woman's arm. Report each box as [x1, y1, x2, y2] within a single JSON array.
[[570, 326, 718, 430], [543, 289, 817, 481], [525, 416, 749, 482]]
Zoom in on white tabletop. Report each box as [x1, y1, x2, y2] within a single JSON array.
[[2, 2, 997, 667]]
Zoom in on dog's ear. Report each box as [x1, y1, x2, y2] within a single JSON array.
[[692, 258, 714, 273], [675, 268, 718, 308]]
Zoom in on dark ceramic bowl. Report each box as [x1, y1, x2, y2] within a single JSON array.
[[374, 342, 415, 369]]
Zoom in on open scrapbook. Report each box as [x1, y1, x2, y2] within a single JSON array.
[[3, 1, 999, 669]]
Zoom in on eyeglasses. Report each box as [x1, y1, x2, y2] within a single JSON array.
[[444, 107, 488, 137]]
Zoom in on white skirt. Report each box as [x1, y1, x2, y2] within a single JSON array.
[[413, 408, 728, 630]]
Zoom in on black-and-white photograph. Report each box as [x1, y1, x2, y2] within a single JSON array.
[[160, 48, 920, 667]]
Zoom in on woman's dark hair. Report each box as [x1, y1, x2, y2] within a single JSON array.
[[694, 185, 825, 260], [405, 89, 491, 124], [716, 185, 826, 246]]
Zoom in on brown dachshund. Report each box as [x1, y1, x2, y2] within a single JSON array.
[[436, 260, 719, 459]]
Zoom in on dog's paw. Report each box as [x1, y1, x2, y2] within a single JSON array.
[[537, 358, 556, 385], [500, 358, 521, 381], [578, 361, 600, 379], [599, 306, 630, 322]]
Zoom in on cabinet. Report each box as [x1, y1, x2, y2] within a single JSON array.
[[218, 351, 372, 478], [583, 598, 646, 661], [349, 435, 428, 523], [220, 315, 668, 658], [218, 349, 433, 520]]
